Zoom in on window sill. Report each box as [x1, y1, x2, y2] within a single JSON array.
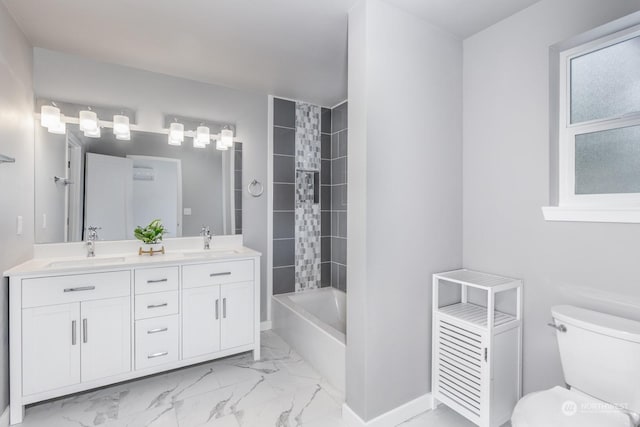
[[542, 207, 640, 223]]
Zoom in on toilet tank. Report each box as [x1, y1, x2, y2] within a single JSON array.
[[552, 305, 640, 414]]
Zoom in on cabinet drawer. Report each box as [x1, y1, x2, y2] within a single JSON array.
[[183, 260, 253, 289], [22, 271, 130, 308], [135, 315, 179, 370], [135, 291, 179, 320], [135, 267, 179, 295]]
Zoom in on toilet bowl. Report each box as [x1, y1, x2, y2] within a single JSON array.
[[511, 386, 634, 427], [511, 305, 640, 427]]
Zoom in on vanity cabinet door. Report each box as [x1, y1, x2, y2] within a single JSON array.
[[182, 285, 221, 359], [80, 297, 131, 382], [220, 282, 254, 350], [22, 303, 81, 395]]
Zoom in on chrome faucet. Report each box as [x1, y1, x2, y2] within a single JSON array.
[[201, 226, 213, 250], [86, 226, 101, 257]]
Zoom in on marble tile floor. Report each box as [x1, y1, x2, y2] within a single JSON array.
[[15, 330, 505, 427]]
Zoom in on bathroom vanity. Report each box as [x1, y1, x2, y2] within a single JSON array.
[[4, 240, 260, 425]]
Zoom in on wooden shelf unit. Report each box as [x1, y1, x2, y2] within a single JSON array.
[[432, 269, 522, 427]]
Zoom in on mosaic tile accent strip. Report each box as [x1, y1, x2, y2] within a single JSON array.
[[295, 102, 321, 171], [294, 102, 322, 292]]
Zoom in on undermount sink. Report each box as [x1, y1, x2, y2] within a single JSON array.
[[46, 256, 127, 269], [181, 249, 240, 258]]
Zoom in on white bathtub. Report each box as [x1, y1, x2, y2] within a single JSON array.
[[272, 287, 346, 392]]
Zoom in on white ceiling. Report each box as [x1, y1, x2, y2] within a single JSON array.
[[3, 0, 539, 107]]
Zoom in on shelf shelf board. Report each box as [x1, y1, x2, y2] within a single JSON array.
[[439, 303, 515, 328], [434, 269, 520, 291]]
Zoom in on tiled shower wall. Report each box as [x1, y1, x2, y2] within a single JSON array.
[[273, 97, 347, 294]]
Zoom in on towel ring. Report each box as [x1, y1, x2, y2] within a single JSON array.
[[248, 179, 264, 198]]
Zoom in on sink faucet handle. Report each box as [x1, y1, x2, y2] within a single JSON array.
[[86, 226, 101, 240], [201, 225, 212, 236]]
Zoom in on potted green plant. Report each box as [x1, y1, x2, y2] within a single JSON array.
[[134, 219, 168, 256]]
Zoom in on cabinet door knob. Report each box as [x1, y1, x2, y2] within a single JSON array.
[[71, 320, 77, 345], [223, 298, 227, 318], [215, 299, 219, 320]]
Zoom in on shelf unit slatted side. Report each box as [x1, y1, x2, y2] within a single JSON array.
[[439, 303, 516, 328]]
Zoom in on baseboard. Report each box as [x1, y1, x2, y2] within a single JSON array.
[[0, 406, 8, 427], [260, 320, 272, 331], [342, 393, 432, 427]]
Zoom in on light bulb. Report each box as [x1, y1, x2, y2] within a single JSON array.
[[169, 122, 184, 145], [79, 110, 98, 132], [41, 105, 61, 128], [220, 128, 234, 148], [196, 126, 210, 146], [48, 119, 66, 135], [113, 115, 130, 136], [84, 126, 101, 138], [216, 140, 228, 151], [115, 131, 130, 141]]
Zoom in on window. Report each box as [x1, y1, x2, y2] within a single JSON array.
[[545, 23, 640, 222]]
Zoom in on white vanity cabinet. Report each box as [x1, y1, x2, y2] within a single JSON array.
[[6, 250, 261, 425]]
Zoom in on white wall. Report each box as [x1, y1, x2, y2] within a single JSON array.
[[347, 0, 463, 420], [463, 0, 640, 395], [33, 48, 270, 321], [0, 1, 34, 413]]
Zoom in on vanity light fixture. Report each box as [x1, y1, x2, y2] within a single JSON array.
[[84, 125, 101, 138], [194, 125, 210, 148], [113, 115, 130, 137], [79, 109, 98, 132], [168, 122, 184, 146], [115, 131, 131, 141], [47, 119, 67, 135], [40, 104, 61, 129], [216, 139, 228, 151], [220, 128, 234, 148]]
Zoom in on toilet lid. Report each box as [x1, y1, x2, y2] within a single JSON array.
[[511, 386, 633, 427]]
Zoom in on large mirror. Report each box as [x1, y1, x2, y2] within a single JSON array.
[[35, 124, 243, 244]]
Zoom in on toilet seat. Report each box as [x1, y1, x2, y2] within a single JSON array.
[[511, 386, 633, 427]]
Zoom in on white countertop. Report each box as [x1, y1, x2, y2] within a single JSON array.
[[4, 243, 261, 278]]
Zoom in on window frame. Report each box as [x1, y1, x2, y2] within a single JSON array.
[[558, 24, 640, 209]]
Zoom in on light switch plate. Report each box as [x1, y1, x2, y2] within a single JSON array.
[[183, 208, 192, 215]]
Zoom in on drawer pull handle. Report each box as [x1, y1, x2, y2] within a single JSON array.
[[147, 351, 168, 359], [147, 327, 168, 334], [71, 320, 77, 345], [215, 299, 219, 320], [223, 298, 227, 318], [64, 286, 96, 293], [147, 303, 168, 309], [147, 279, 168, 284], [82, 319, 88, 343], [210, 272, 231, 277]]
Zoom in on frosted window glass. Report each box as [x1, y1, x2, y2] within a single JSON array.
[[575, 125, 640, 194], [570, 36, 640, 124]]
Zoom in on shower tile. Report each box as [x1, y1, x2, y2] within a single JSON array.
[[273, 239, 295, 267], [234, 170, 242, 190], [274, 183, 294, 210], [332, 157, 347, 185], [331, 184, 348, 211], [331, 263, 339, 288], [331, 237, 347, 265], [338, 130, 348, 158], [321, 212, 331, 237], [235, 210, 242, 229], [274, 127, 295, 155], [321, 160, 331, 185], [338, 265, 347, 292], [321, 237, 331, 262], [321, 107, 332, 134], [274, 155, 295, 183], [321, 134, 331, 160], [273, 266, 295, 294], [321, 262, 331, 287], [321, 185, 331, 211], [295, 102, 321, 171], [274, 98, 295, 128], [331, 134, 339, 160], [295, 204, 321, 291], [234, 189, 242, 208], [331, 212, 339, 237], [234, 150, 242, 170], [337, 212, 347, 238], [332, 102, 348, 133], [274, 212, 295, 239]]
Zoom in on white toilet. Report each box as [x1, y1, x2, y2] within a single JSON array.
[[511, 305, 640, 427]]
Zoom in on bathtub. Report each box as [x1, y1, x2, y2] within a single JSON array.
[[272, 287, 346, 392]]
